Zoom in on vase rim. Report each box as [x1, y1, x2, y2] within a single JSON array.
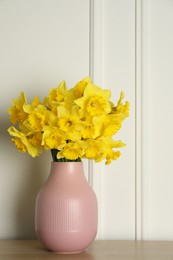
[[51, 161, 83, 164]]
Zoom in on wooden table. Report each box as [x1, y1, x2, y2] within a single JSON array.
[[0, 240, 173, 259]]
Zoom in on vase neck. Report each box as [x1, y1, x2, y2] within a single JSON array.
[[49, 162, 87, 184]]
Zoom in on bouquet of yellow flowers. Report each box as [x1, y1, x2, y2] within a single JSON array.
[[7, 77, 129, 164]]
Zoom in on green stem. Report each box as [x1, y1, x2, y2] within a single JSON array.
[[51, 149, 58, 162]]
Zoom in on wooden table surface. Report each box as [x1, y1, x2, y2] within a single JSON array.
[[0, 240, 173, 260]]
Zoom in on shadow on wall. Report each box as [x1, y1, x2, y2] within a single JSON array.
[[0, 115, 51, 239], [16, 153, 50, 239]]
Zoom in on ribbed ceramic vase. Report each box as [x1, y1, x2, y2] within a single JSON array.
[[35, 162, 98, 253]]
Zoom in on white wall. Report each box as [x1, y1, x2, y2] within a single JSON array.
[[141, 0, 173, 240], [0, 0, 173, 240], [91, 0, 136, 240], [0, 0, 90, 239]]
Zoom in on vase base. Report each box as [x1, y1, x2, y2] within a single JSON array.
[[54, 250, 83, 254]]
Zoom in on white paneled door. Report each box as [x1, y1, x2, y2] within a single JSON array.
[[91, 0, 136, 240], [141, 0, 173, 240]]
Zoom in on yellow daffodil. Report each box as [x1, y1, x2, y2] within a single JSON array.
[[46, 81, 69, 114], [75, 83, 112, 117], [105, 150, 121, 165], [7, 77, 129, 164], [93, 114, 122, 137], [57, 142, 84, 161], [24, 104, 57, 131], [57, 106, 83, 142], [98, 136, 125, 164], [8, 92, 28, 124], [12, 138, 27, 153], [42, 126, 66, 150], [23, 96, 41, 114], [25, 107, 47, 132], [69, 77, 92, 100], [48, 81, 67, 103], [28, 132, 42, 148], [81, 116, 100, 139], [85, 138, 106, 162], [8, 126, 42, 157], [112, 91, 130, 120]]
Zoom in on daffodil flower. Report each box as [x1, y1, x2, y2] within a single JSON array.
[[7, 77, 129, 164], [8, 92, 28, 124], [75, 83, 112, 117], [8, 126, 42, 157]]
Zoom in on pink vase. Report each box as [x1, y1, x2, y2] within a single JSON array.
[[35, 162, 98, 253]]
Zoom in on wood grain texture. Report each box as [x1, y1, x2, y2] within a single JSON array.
[[0, 240, 173, 260]]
